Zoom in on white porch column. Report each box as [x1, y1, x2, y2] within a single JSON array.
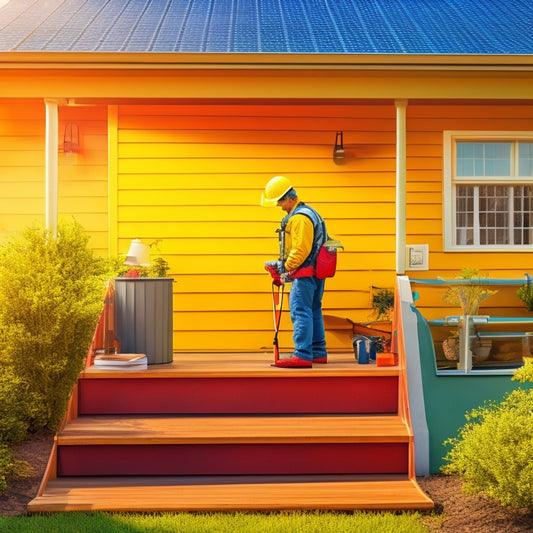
[[45, 99, 59, 237], [395, 99, 408, 274]]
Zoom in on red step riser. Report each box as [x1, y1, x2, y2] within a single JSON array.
[[57, 442, 409, 476], [78, 376, 399, 415]]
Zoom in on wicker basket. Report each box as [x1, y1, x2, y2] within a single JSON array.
[[442, 337, 459, 361]]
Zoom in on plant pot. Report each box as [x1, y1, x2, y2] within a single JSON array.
[[471, 339, 492, 362], [114, 277, 173, 365], [442, 337, 459, 361], [472, 346, 491, 362]]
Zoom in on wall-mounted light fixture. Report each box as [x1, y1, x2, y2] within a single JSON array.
[[333, 131, 345, 165], [63, 122, 80, 154], [124, 238, 151, 267]]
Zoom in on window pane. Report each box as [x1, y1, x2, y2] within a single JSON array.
[[478, 186, 509, 245], [457, 143, 478, 176], [456, 186, 474, 244], [512, 186, 533, 244], [456, 142, 511, 177], [519, 142, 533, 176], [483, 143, 511, 176]]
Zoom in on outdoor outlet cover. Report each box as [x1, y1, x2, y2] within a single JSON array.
[[406, 244, 429, 271]]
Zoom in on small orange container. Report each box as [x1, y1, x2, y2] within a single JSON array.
[[376, 352, 397, 367]]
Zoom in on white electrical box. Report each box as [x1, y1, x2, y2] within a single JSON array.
[[406, 244, 429, 271]]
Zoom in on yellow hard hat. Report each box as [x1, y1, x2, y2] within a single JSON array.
[[260, 176, 293, 207]]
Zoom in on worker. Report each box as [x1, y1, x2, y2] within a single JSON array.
[[261, 176, 328, 368]]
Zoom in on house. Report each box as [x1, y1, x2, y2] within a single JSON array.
[[1, 0, 533, 484]]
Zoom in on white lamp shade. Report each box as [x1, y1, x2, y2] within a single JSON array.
[[124, 239, 151, 266]]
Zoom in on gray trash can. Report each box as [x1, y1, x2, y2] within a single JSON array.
[[114, 278, 173, 365]]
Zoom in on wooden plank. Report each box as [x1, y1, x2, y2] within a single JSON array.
[[57, 415, 410, 445], [117, 157, 396, 174], [119, 129, 397, 144], [119, 103, 397, 118], [118, 114, 395, 131], [79, 352, 397, 379], [27, 476, 433, 512], [117, 187, 395, 205], [118, 172, 396, 189], [117, 218, 397, 239]]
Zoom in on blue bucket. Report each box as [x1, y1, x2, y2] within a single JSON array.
[[352, 335, 376, 364]]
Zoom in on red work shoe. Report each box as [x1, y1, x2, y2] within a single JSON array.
[[313, 357, 327, 364], [274, 355, 313, 368]]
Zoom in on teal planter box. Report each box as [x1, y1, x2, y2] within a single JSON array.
[[114, 278, 173, 365]]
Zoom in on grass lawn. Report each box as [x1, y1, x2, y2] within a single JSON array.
[[0, 510, 430, 532]]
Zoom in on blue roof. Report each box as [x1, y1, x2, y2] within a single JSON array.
[[0, 0, 531, 55]]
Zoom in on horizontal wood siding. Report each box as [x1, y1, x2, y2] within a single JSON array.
[[405, 103, 533, 320], [0, 99, 45, 235], [116, 104, 398, 352], [5, 99, 530, 353], [0, 99, 108, 253]]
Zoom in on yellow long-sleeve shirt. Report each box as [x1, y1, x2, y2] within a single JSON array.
[[283, 208, 314, 272]]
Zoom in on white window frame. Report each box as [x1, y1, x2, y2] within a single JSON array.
[[443, 131, 533, 251]]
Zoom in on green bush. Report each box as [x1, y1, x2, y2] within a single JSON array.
[[0, 443, 15, 493], [513, 357, 533, 384], [442, 386, 533, 508], [0, 220, 112, 434], [0, 367, 30, 443]]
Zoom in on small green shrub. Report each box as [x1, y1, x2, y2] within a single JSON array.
[[442, 387, 533, 508], [0, 367, 30, 443], [513, 357, 533, 383], [517, 278, 533, 311], [372, 287, 394, 321], [0, 443, 14, 493], [0, 220, 113, 433]]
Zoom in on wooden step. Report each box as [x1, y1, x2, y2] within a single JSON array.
[[57, 414, 411, 444], [78, 353, 400, 415], [28, 475, 434, 513], [56, 415, 411, 476], [29, 352, 433, 513]]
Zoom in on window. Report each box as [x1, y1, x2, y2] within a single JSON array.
[[444, 133, 533, 250]]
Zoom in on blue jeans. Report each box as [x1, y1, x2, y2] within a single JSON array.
[[289, 276, 327, 362]]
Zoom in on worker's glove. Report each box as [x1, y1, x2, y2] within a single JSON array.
[[264, 260, 283, 273], [264, 260, 285, 286], [280, 272, 291, 284]]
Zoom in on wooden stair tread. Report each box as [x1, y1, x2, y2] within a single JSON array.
[[57, 415, 411, 445], [28, 476, 433, 512], [81, 352, 399, 379]]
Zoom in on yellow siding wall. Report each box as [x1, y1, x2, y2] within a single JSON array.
[[115, 104, 398, 353], [405, 103, 533, 320], [3, 99, 532, 354], [0, 99, 108, 253]]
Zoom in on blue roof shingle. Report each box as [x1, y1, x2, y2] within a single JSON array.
[[0, 0, 531, 54]]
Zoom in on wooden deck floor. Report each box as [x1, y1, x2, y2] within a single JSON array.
[[82, 351, 398, 379]]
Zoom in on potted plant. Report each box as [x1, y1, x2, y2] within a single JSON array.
[[442, 330, 460, 361], [114, 239, 173, 365], [470, 336, 493, 362], [441, 268, 497, 317], [517, 274, 533, 311], [372, 287, 394, 321], [441, 268, 497, 365]]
